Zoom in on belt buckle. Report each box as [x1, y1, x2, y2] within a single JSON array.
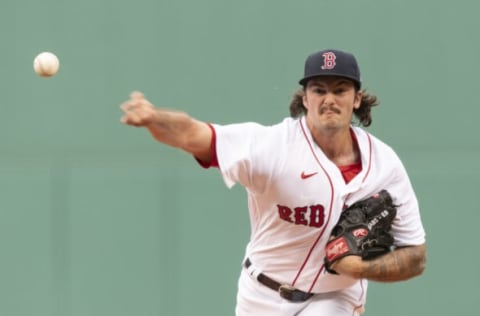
[[278, 284, 296, 300]]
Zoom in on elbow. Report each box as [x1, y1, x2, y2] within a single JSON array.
[[417, 253, 427, 277], [411, 243, 427, 278], [413, 257, 426, 278]]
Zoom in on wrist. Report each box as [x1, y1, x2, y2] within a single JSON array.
[[330, 256, 366, 279]]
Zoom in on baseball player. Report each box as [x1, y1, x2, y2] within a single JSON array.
[[120, 49, 426, 315]]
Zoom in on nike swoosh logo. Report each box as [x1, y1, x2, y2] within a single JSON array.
[[301, 171, 318, 179]]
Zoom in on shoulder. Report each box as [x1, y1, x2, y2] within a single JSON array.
[[212, 117, 301, 139]]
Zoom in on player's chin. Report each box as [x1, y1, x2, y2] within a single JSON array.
[[318, 120, 343, 130]]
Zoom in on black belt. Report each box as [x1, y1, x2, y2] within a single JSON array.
[[244, 258, 314, 302]]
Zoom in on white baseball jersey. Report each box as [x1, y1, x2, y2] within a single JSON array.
[[209, 116, 425, 294]]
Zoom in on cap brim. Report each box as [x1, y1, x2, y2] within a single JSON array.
[[299, 74, 361, 88]]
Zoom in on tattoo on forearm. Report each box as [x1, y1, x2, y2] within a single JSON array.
[[360, 244, 426, 282]]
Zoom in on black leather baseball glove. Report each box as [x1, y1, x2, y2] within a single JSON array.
[[324, 190, 397, 274]]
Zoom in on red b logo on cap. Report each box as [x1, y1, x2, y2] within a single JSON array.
[[321, 52, 336, 70]]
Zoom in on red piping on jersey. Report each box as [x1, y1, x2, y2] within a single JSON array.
[[348, 279, 366, 315], [358, 279, 366, 305], [291, 119, 335, 289], [360, 132, 373, 183]]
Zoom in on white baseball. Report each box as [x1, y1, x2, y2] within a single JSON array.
[[33, 52, 60, 77]]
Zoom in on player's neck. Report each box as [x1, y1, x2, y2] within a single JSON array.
[[312, 128, 360, 166]]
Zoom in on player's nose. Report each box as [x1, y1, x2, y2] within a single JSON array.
[[322, 92, 336, 105]]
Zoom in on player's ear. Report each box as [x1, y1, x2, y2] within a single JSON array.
[[353, 89, 362, 109], [302, 90, 309, 109]]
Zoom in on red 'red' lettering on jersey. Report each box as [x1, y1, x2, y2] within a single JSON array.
[[321, 52, 336, 70], [277, 204, 326, 228], [309, 204, 325, 227], [277, 205, 293, 223], [294, 206, 309, 225]]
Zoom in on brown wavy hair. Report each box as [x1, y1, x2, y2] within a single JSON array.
[[289, 88, 380, 127]]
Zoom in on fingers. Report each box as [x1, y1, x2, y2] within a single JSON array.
[[130, 91, 144, 100], [121, 91, 148, 111], [121, 110, 145, 126], [120, 91, 155, 127], [121, 108, 151, 126]]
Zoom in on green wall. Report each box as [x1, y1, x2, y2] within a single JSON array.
[[1, 0, 478, 315]]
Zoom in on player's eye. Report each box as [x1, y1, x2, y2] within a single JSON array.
[[313, 88, 326, 94]]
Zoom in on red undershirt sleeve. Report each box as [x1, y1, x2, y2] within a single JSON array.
[[195, 123, 219, 169]]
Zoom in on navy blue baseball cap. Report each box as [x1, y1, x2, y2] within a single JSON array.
[[299, 49, 361, 88]]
